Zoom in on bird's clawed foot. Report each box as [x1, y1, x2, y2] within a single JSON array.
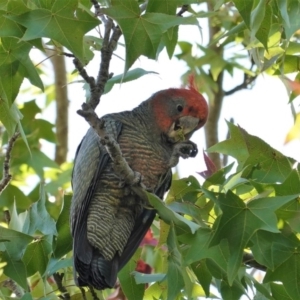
[[174, 140, 198, 158], [119, 171, 149, 195], [169, 141, 198, 167]]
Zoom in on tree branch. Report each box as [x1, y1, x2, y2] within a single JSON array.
[[74, 19, 121, 112], [79, 287, 88, 300], [89, 286, 101, 300], [0, 132, 19, 194], [90, 0, 101, 16], [204, 1, 224, 170], [224, 73, 257, 96], [177, 5, 189, 16], [53, 272, 71, 300], [46, 46, 69, 165], [73, 6, 150, 204]]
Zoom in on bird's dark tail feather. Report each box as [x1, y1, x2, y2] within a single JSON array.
[[75, 249, 119, 290], [73, 208, 156, 290]]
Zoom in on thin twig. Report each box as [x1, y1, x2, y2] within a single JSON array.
[[90, 0, 101, 16], [0, 132, 20, 194], [89, 286, 101, 300], [224, 73, 257, 96], [73, 58, 96, 91], [80, 287, 87, 300], [177, 5, 189, 16], [94, 19, 122, 108], [53, 273, 71, 300], [74, 20, 121, 112], [73, 11, 148, 200]]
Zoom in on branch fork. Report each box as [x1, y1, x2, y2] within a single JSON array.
[[74, 2, 148, 203]]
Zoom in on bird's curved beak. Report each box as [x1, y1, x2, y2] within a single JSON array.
[[168, 116, 200, 142]]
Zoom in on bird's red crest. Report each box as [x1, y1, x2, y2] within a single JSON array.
[[187, 73, 198, 93]]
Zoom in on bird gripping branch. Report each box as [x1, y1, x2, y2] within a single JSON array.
[[70, 80, 208, 290]]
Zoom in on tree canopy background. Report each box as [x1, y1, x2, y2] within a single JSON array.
[[1, 1, 300, 299]]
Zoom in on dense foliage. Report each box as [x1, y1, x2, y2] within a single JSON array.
[[1, 0, 300, 299]]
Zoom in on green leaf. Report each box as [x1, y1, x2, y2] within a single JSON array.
[[250, 0, 267, 39], [104, 68, 158, 94], [45, 167, 73, 195], [8, 201, 24, 232], [276, 0, 290, 27], [17, 117, 31, 155], [119, 248, 144, 300], [19, 99, 41, 122], [232, 0, 253, 28], [132, 272, 165, 284], [255, 2, 272, 49], [8, 0, 100, 62], [144, 282, 163, 300], [2, 252, 29, 290], [34, 119, 56, 143], [183, 228, 214, 264], [161, 26, 179, 58], [276, 199, 300, 232], [103, 0, 197, 71], [0, 99, 19, 137], [264, 247, 300, 300], [210, 21, 247, 46], [146, 0, 177, 14], [146, 0, 180, 58], [23, 148, 59, 178], [46, 257, 72, 276], [182, 228, 232, 282], [22, 185, 57, 236], [251, 230, 299, 270], [54, 194, 72, 258], [0, 184, 32, 210], [0, 37, 43, 102], [0, 226, 32, 289], [278, 55, 300, 74], [208, 122, 295, 183], [147, 192, 200, 234], [0, 227, 33, 259], [270, 283, 293, 300], [203, 163, 234, 188], [0, 9, 26, 38], [167, 201, 205, 225], [282, 1, 300, 40], [23, 234, 53, 276], [167, 225, 184, 300], [220, 279, 244, 300], [250, 277, 273, 300], [209, 191, 296, 284], [191, 260, 212, 297], [166, 175, 201, 203], [20, 293, 34, 300]]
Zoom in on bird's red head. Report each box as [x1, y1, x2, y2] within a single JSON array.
[[149, 78, 208, 142]]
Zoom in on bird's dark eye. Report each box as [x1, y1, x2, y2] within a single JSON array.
[[177, 104, 183, 112]]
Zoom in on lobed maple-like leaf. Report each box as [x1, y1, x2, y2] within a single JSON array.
[[7, 0, 99, 62], [103, 0, 198, 72], [209, 190, 296, 284], [262, 233, 300, 299], [0, 37, 43, 104], [167, 225, 185, 300], [208, 122, 295, 183]]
